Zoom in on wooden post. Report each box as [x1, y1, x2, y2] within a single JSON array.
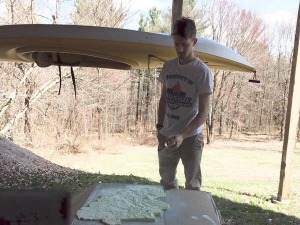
[[171, 0, 183, 32], [277, 2, 300, 201]]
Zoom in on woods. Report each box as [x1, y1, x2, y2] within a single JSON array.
[[0, 0, 298, 148]]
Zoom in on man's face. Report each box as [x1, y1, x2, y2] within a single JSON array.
[[173, 35, 197, 60]]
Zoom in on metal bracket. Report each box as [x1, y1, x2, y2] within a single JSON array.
[[249, 71, 260, 83]]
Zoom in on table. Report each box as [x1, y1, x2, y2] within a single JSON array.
[[72, 183, 221, 225]]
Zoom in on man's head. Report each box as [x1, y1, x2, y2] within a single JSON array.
[[172, 17, 197, 63], [172, 17, 196, 39]]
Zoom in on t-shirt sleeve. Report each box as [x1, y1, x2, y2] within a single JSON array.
[[196, 64, 213, 95], [158, 62, 167, 85]]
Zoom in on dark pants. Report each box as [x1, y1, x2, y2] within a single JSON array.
[[157, 133, 204, 190]]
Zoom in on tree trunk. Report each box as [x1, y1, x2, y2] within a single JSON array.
[[135, 73, 141, 126], [206, 105, 213, 144], [0, 67, 74, 135], [269, 101, 274, 135], [230, 91, 241, 139], [83, 110, 88, 136], [219, 112, 223, 136], [97, 107, 102, 139], [280, 80, 288, 141], [144, 72, 151, 130], [206, 72, 219, 143], [0, 67, 34, 119], [206, 120, 211, 144], [259, 92, 264, 131], [24, 79, 34, 141]]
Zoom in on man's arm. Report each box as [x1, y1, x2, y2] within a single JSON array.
[[157, 84, 167, 126]]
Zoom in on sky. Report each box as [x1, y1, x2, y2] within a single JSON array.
[[117, 0, 299, 30], [232, 0, 298, 23], [0, 0, 298, 29]]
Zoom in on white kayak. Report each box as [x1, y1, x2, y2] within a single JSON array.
[[0, 24, 255, 73]]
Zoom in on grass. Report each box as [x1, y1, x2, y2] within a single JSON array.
[[2, 135, 300, 225], [1, 169, 158, 196], [200, 145, 300, 225]]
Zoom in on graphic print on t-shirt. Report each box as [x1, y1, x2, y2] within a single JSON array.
[[167, 81, 192, 110]]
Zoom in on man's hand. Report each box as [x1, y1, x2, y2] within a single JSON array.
[[167, 134, 184, 149]]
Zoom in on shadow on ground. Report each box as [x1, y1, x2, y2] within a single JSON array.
[[211, 194, 300, 225]]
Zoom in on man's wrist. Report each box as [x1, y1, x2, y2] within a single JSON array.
[[181, 131, 188, 139]]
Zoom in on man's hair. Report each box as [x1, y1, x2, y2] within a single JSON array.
[[172, 17, 196, 38]]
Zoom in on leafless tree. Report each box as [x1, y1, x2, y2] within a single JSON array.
[[0, 0, 297, 150]]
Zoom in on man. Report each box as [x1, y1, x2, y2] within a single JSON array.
[[156, 17, 213, 191]]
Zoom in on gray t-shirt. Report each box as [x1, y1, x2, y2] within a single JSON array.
[[158, 57, 213, 138]]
